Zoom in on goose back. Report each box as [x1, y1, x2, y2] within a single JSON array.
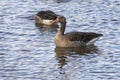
[[64, 32, 102, 42], [36, 10, 57, 20]]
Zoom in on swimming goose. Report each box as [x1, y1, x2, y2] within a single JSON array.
[[54, 16, 103, 47], [35, 10, 59, 26]]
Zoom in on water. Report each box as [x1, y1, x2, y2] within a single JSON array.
[[0, 0, 120, 80]]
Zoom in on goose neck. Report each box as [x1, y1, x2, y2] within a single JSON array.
[[59, 22, 66, 35]]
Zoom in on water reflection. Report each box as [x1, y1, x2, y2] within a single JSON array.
[[35, 23, 58, 33], [36, 27, 58, 33], [55, 45, 98, 68], [54, 0, 71, 3]]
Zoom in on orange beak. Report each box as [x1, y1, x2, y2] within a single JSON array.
[[53, 16, 60, 22]]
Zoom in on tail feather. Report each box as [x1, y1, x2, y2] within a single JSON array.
[[86, 37, 100, 45]]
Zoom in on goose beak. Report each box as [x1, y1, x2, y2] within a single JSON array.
[[53, 16, 60, 23]]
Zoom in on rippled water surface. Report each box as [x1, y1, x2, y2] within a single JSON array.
[[0, 0, 120, 80]]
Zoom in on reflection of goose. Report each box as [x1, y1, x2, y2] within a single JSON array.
[[55, 0, 71, 3], [35, 10, 59, 26], [54, 16, 103, 47], [55, 46, 98, 56], [55, 45, 98, 68], [36, 27, 58, 33]]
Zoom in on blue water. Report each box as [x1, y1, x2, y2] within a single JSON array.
[[0, 0, 120, 80]]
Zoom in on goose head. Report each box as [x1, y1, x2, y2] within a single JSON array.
[[35, 10, 60, 26], [54, 16, 66, 23]]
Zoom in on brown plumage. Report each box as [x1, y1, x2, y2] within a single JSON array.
[[36, 10, 57, 20], [35, 10, 59, 26], [54, 16, 103, 47]]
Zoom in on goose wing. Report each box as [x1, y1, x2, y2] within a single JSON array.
[[64, 32, 103, 43]]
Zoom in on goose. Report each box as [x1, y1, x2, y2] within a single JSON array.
[[35, 10, 59, 26], [54, 16, 103, 47]]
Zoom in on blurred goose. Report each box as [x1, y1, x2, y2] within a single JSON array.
[[35, 10, 59, 26], [54, 16, 103, 47]]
